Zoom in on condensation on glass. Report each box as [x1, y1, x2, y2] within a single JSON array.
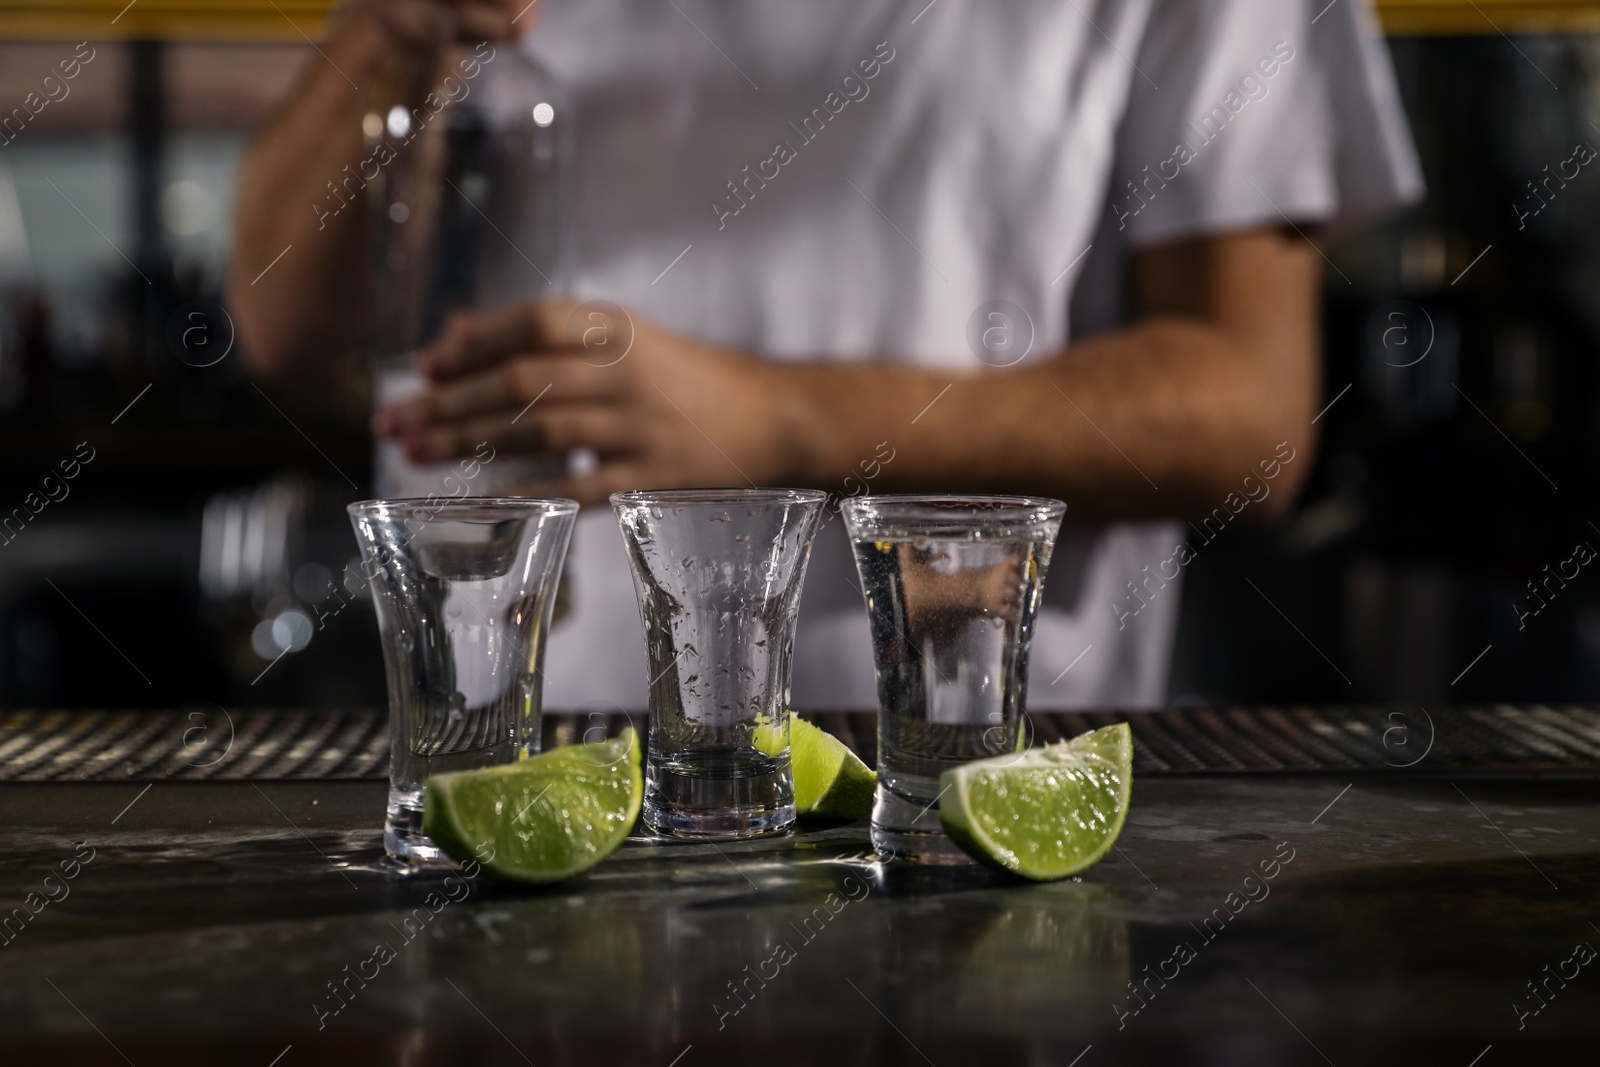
[[348, 497, 577, 867], [841, 495, 1066, 863], [612, 488, 827, 839]]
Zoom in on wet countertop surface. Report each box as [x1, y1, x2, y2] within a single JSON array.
[[2, 771, 1598, 1065]]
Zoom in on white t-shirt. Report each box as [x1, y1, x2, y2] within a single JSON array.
[[512, 0, 1422, 711]]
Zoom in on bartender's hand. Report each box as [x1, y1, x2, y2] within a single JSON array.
[[373, 300, 807, 504]]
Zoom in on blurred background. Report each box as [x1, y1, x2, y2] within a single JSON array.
[[0, 0, 1597, 710]]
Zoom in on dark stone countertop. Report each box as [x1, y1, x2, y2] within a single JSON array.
[[2, 771, 1597, 1065]]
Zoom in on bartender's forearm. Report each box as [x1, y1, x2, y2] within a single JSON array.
[[232, 0, 513, 382], [229, 14, 399, 381], [778, 230, 1320, 522], [780, 323, 1311, 522]]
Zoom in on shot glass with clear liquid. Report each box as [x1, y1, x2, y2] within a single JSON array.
[[841, 495, 1065, 863], [612, 488, 827, 838], [348, 497, 577, 866]]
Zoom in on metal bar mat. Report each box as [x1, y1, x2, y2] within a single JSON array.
[[1, 706, 1597, 782]]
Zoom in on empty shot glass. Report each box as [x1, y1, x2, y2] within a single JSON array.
[[841, 495, 1066, 863], [612, 488, 827, 838], [348, 497, 578, 866]]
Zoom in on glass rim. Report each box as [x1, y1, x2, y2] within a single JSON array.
[[840, 494, 1066, 521], [347, 496, 579, 521], [610, 487, 828, 508]]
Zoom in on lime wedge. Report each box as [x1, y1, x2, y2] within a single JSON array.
[[791, 716, 877, 820], [423, 729, 642, 883], [939, 722, 1132, 880], [752, 717, 785, 757]]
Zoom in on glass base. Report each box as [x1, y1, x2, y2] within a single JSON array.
[[644, 754, 794, 839], [385, 790, 462, 869], [871, 783, 976, 865]]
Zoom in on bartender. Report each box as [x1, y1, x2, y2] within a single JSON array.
[[230, 0, 1422, 710]]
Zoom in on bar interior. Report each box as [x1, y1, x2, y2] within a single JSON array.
[[1, 1, 1598, 1063]]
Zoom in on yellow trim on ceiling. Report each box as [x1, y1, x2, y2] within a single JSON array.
[[0, 0, 1598, 42], [1380, 0, 1600, 34], [0, 1, 338, 42]]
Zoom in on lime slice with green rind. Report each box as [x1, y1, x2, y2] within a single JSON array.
[[939, 722, 1132, 880], [423, 728, 642, 883], [792, 716, 877, 820]]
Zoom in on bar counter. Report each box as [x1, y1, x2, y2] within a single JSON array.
[[1, 706, 1597, 1065]]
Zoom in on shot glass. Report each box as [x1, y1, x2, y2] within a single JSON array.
[[612, 488, 827, 838], [348, 497, 578, 866], [841, 495, 1066, 863]]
